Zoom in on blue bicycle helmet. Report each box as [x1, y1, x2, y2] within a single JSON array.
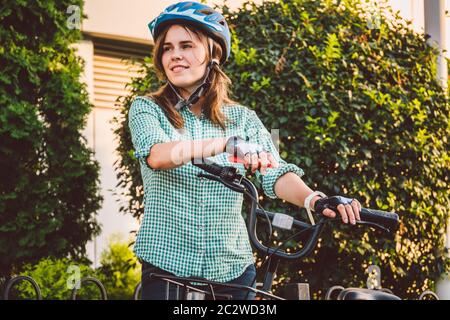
[[148, 1, 231, 64]]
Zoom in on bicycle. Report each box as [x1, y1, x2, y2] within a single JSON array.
[[137, 158, 418, 300]]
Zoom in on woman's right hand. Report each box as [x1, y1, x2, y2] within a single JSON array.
[[224, 136, 279, 175]]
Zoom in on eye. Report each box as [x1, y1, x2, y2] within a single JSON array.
[[182, 44, 192, 49], [163, 47, 171, 52]]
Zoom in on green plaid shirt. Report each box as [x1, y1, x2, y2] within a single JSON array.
[[128, 96, 304, 283]]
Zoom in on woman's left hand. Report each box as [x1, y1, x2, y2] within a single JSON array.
[[314, 196, 362, 225]]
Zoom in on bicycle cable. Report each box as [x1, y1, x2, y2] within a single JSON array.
[[241, 187, 338, 299], [238, 184, 273, 300], [239, 185, 336, 300]]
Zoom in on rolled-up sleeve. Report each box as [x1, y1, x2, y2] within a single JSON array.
[[245, 109, 305, 199], [128, 97, 170, 166]]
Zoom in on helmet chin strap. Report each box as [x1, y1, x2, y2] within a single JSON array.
[[170, 38, 219, 111]]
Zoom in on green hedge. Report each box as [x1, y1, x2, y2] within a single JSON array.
[[14, 238, 140, 300], [0, 1, 102, 277], [14, 257, 99, 300], [113, 0, 449, 299]]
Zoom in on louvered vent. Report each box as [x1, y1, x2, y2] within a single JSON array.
[[93, 41, 149, 109]]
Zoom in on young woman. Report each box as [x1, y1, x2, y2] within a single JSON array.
[[129, 1, 361, 300]]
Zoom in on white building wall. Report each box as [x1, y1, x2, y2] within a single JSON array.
[[388, 0, 449, 59], [75, 39, 141, 268], [82, 0, 263, 44]]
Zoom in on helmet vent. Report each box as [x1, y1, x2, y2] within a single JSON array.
[[198, 8, 214, 15]]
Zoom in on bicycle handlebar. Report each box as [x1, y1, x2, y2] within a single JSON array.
[[358, 208, 399, 232], [192, 159, 399, 261]]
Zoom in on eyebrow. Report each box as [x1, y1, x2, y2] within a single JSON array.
[[163, 40, 194, 46]]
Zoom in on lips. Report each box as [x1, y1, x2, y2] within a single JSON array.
[[170, 65, 189, 73]]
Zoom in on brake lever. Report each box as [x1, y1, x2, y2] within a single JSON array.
[[356, 220, 391, 233], [322, 216, 391, 233], [197, 173, 246, 193]]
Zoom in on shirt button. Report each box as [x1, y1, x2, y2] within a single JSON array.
[[199, 225, 204, 230]]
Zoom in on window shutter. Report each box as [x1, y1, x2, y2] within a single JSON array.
[[93, 41, 149, 109]]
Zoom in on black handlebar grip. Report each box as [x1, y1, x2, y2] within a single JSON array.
[[192, 159, 223, 176], [359, 208, 399, 232]]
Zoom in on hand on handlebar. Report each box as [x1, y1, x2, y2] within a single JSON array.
[[313, 196, 362, 225], [193, 159, 399, 261], [225, 136, 279, 175]]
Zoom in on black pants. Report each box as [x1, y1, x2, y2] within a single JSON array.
[[141, 261, 257, 300]]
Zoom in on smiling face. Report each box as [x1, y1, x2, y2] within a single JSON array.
[[161, 25, 208, 98]]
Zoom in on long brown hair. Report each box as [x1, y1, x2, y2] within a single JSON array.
[[146, 24, 236, 131]]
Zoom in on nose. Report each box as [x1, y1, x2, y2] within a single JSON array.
[[170, 48, 183, 61]]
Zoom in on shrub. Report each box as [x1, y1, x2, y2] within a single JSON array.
[[96, 235, 141, 300], [0, 1, 102, 277], [14, 257, 101, 300]]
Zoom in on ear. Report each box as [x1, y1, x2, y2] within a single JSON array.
[[207, 37, 222, 66]]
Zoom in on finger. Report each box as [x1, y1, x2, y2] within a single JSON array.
[[258, 152, 269, 175], [345, 204, 356, 225], [267, 153, 279, 168], [322, 208, 336, 218], [352, 200, 361, 221], [250, 153, 259, 173], [337, 204, 348, 224], [244, 153, 251, 169]]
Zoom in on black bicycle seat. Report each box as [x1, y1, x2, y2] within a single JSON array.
[[337, 288, 401, 300]]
